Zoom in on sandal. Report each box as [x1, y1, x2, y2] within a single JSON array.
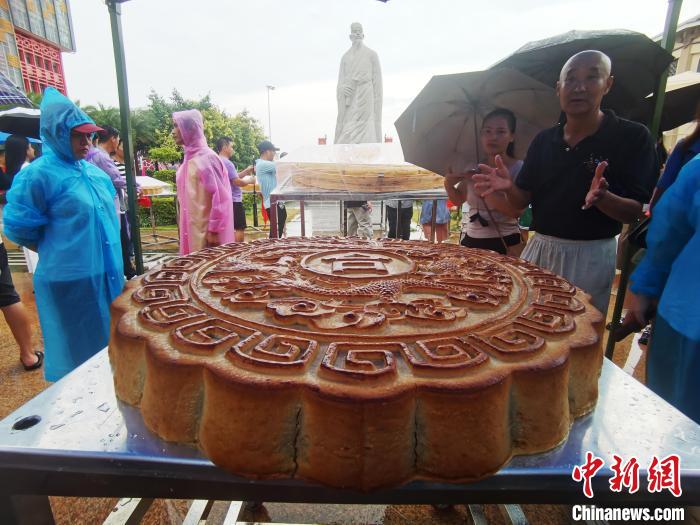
[[22, 351, 44, 371]]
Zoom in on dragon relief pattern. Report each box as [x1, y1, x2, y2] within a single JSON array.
[[131, 238, 589, 380]]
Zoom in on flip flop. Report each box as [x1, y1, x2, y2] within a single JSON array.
[[22, 351, 44, 371]]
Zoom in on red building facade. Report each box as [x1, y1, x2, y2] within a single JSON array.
[[0, 0, 74, 96], [15, 30, 65, 94]]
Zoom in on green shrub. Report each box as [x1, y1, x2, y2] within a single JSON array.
[[137, 196, 178, 227], [242, 192, 256, 213], [152, 169, 176, 186]]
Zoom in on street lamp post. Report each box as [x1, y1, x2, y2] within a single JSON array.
[[266, 85, 275, 140], [105, 0, 144, 275]]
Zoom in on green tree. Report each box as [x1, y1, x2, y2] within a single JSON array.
[[229, 110, 265, 169], [148, 131, 181, 165], [82, 103, 121, 130]]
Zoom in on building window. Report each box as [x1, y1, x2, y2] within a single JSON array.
[[16, 31, 68, 94]]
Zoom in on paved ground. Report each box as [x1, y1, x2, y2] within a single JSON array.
[[0, 245, 644, 524]]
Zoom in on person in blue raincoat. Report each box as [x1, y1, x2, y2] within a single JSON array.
[[3, 88, 124, 381], [627, 153, 700, 424]]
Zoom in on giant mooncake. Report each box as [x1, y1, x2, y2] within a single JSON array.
[[109, 237, 604, 490]]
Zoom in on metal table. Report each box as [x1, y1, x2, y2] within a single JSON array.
[[269, 176, 449, 240], [139, 191, 179, 250], [1, 350, 698, 515]]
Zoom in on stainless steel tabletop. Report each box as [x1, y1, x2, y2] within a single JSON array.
[[0, 350, 698, 504]]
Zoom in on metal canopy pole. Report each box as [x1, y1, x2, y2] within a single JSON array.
[[604, 0, 683, 359], [106, 0, 144, 275]]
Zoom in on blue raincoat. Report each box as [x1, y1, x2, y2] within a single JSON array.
[[630, 153, 700, 423], [3, 88, 124, 381]]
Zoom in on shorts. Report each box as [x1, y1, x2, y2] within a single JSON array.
[[0, 243, 21, 307], [419, 200, 450, 225], [233, 201, 247, 230]]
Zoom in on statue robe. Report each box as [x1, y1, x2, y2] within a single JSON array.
[[335, 43, 382, 144]]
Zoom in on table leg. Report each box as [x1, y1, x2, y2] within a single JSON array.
[[342, 202, 347, 236], [498, 504, 529, 524], [430, 199, 437, 243], [380, 200, 384, 232], [300, 201, 306, 238], [149, 200, 157, 244]]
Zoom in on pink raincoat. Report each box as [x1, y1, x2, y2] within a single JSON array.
[[174, 110, 234, 255]]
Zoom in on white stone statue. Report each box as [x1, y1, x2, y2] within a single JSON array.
[[334, 22, 383, 144]]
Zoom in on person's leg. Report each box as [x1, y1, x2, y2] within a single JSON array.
[[119, 214, 136, 279], [436, 223, 449, 243], [422, 223, 432, 242], [346, 208, 359, 237], [355, 207, 373, 239], [386, 206, 398, 238], [0, 244, 39, 368], [277, 204, 287, 238], [233, 202, 247, 242], [399, 206, 412, 240], [1, 303, 39, 368]]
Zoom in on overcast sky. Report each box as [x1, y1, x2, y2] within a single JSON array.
[[64, 0, 699, 153]]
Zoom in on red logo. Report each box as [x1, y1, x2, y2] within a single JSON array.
[[648, 454, 682, 497], [572, 451, 605, 498], [573, 454, 682, 498], [609, 454, 640, 494]]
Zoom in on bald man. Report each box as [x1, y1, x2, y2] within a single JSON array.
[[474, 50, 657, 314]]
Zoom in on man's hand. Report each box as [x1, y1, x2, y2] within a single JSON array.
[[582, 161, 609, 210], [343, 85, 353, 98], [206, 231, 220, 247], [240, 175, 256, 186], [473, 155, 512, 197], [628, 291, 657, 327], [240, 166, 254, 177]]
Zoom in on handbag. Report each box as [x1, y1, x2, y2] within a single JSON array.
[[481, 199, 526, 257]]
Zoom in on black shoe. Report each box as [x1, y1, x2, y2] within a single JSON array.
[[639, 326, 651, 346], [22, 351, 44, 371]]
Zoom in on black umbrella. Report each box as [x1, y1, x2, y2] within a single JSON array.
[[494, 29, 674, 117], [629, 72, 700, 132], [0, 107, 40, 138]]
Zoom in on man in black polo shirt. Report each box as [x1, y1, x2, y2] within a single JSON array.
[[474, 50, 656, 314]]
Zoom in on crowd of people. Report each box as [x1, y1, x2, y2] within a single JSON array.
[[0, 50, 698, 427]]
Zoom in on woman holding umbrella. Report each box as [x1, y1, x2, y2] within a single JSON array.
[[444, 108, 524, 254]]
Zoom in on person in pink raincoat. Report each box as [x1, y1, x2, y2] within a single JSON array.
[[172, 110, 234, 255]]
